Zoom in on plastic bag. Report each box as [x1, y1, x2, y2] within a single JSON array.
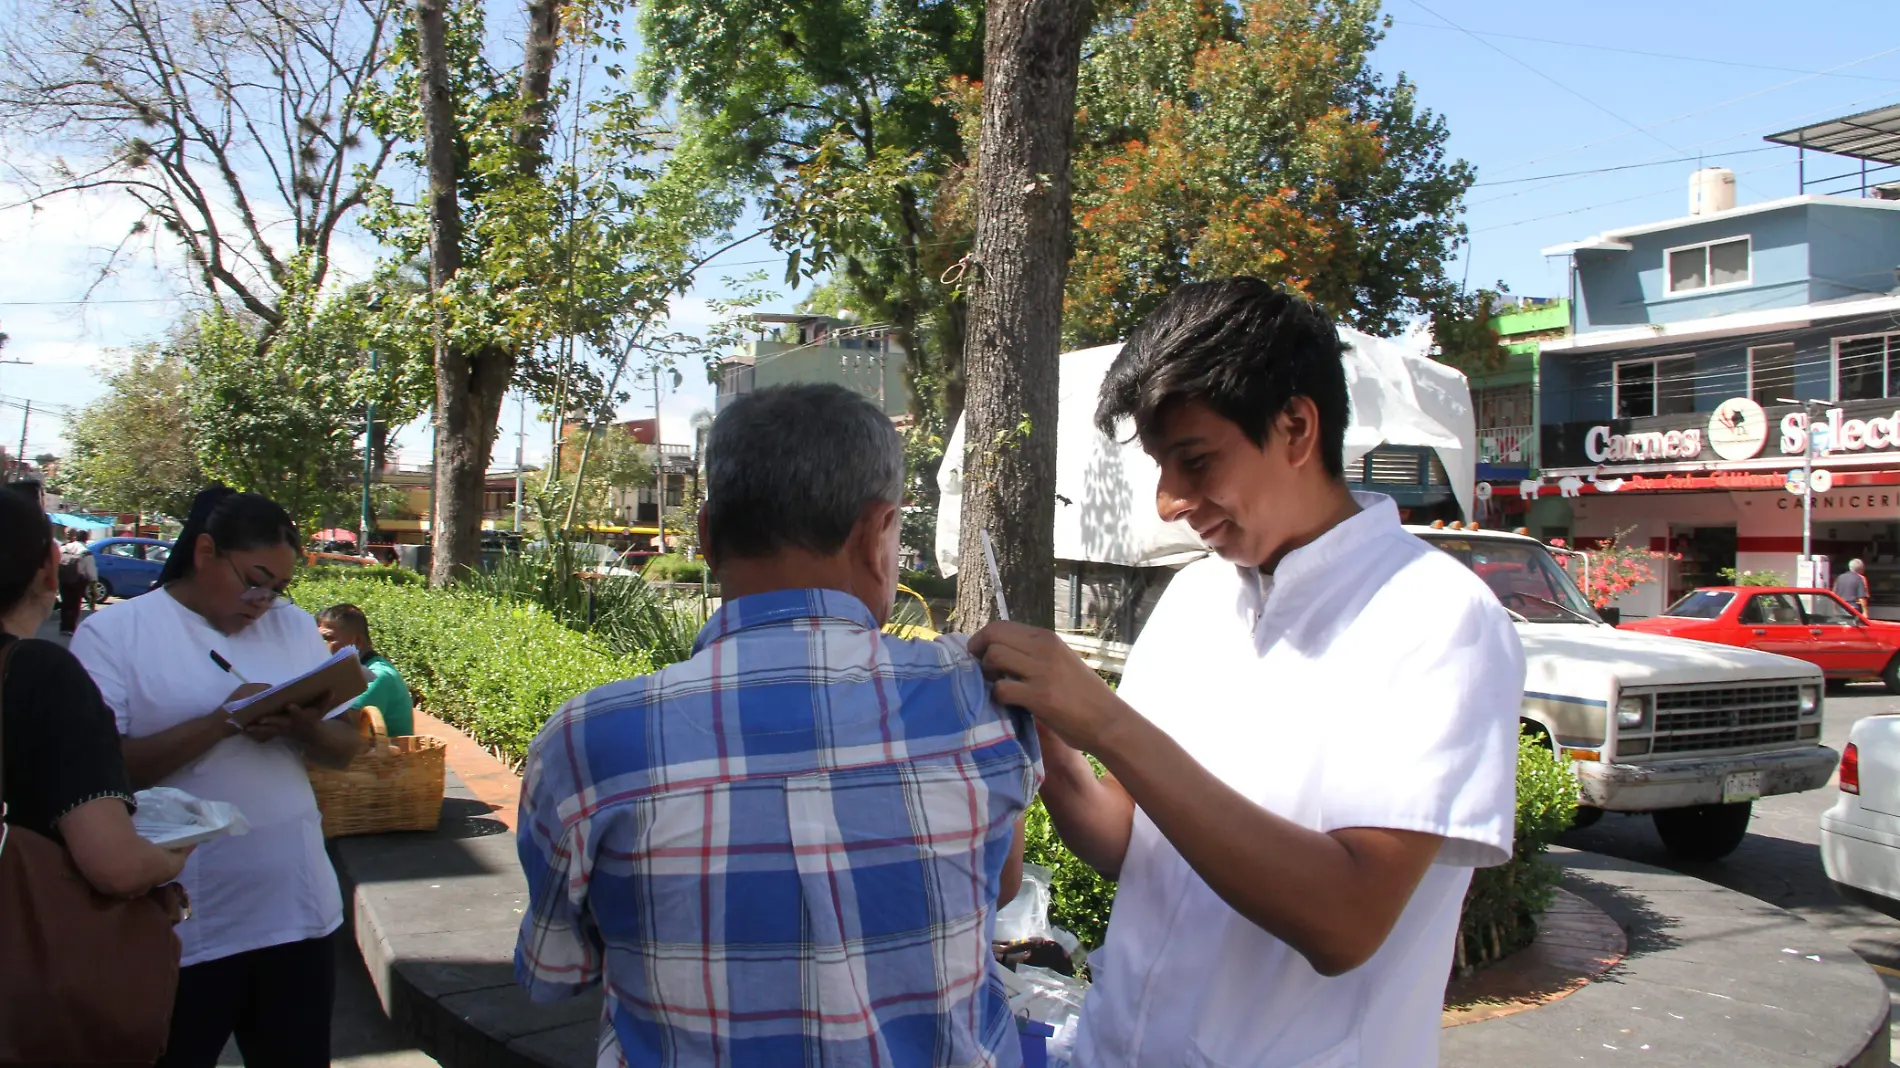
[[995, 863, 1054, 943], [132, 787, 249, 849]]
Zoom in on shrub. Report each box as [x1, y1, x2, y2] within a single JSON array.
[[465, 548, 705, 669], [1719, 567, 1788, 587], [643, 554, 711, 584], [1454, 733, 1578, 975], [295, 571, 651, 763], [1024, 798, 1116, 949]]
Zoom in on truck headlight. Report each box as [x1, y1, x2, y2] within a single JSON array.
[[1799, 685, 1820, 715], [1616, 695, 1648, 730]]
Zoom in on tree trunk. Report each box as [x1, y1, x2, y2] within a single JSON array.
[[954, 0, 1091, 633], [417, 0, 564, 584]]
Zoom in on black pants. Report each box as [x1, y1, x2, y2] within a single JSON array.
[[155, 935, 335, 1068], [57, 579, 85, 633]]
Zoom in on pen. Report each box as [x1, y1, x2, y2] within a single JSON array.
[[980, 528, 1009, 622], [209, 651, 251, 685]]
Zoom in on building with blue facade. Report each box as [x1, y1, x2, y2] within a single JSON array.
[[1519, 106, 1900, 619]]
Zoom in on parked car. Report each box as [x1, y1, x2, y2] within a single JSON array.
[[1821, 714, 1900, 919], [1410, 527, 1835, 862], [88, 536, 171, 600], [1619, 587, 1900, 692]]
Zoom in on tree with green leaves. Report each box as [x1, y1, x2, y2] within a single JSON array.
[[638, 0, 985, 425], [364, 0, 744, 583], [179, 260, 410, 533], [1064, 0, 1478, 348], [60, 348, 205, 520]]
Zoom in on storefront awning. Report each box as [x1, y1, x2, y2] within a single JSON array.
[[47, 512, 115, 531]]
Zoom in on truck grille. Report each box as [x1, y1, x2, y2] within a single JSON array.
[[1650, 684, 1803, 754]]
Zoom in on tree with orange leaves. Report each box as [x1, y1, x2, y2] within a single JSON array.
[[1065, 0, 1484, 356]]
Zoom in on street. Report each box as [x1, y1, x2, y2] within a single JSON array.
[[1564, 683, 1900, 1062]]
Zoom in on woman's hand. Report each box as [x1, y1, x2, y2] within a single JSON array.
[[243, 697, 330, 745], [158, 846, 193, 885]]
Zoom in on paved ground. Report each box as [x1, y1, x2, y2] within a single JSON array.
[[1564, 683, 1900, 1063]]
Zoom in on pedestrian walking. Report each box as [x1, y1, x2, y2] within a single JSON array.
[[515, 385, 1040, 1067], [969, 279, 1524, 1067], [1835, 558, 1870, 615], [58, 528, 97, 634], [69, 485, 368, 1068]]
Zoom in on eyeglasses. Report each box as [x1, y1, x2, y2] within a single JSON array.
[[224, 556, 292, 606]]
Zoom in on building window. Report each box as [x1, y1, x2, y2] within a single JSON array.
[[1614, 355, 1697, 419], [1748, 343, 1796, 407], [1836, 332, 1900, 401], [1665, 237, 1751, 294]]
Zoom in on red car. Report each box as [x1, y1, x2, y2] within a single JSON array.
[[1621, 587, 1900, 692]]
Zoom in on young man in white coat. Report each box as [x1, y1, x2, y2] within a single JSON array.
[[971, 278, 1525, 1067]]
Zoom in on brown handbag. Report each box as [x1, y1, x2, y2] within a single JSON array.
[[0, 641, 183, 1067]]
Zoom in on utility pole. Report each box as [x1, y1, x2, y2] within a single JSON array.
[[1783, 396, 1834, 586], [653, 367, 666, 554], [15, 401, 29, 481], [514, 392, 526, 532], [361, 350, 378, 552]]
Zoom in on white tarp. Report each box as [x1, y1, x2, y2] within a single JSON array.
[[935, 328, 1473, 574]]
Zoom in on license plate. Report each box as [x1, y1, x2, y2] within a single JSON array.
[[1724, 771, 1763, 804]]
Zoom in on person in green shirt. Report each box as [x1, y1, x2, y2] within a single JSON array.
[[315, 602, 415, 737]]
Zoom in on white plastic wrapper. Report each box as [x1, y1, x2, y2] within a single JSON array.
[[995, 863, 1055, 943], [132, 787, 250, 849]]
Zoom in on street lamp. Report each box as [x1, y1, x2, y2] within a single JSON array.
[[1777, 397, 1835, 587]]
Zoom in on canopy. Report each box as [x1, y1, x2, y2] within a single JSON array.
[[935, 328, 1473, 574], [47, 512, 115, 532]]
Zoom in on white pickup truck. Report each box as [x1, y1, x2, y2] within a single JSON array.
[[1411, 525, 1836, 861], [1063, 526, 1837, 862]]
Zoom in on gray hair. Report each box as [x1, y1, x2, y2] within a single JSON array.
[[1852, 558, 1866, 571], [704, 384, 904, 560]]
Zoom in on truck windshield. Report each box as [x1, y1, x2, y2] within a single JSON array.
[[1417, 535, 1603, 624]]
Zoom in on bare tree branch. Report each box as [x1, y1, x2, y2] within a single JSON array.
[[0, 0, 397, 333]]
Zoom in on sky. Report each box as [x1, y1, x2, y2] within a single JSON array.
[[3, 0, 1898, 469]]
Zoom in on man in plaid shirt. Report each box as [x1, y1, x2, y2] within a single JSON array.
[[516, 384, 1041, 1067]]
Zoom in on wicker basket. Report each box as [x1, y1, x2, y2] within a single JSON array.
[[307, 706, 446, 838]]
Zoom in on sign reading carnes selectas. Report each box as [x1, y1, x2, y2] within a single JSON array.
[[1544, 396, 1900, 471]]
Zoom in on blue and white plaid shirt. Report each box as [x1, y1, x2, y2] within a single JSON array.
[[516, 589, 1041, 1068]]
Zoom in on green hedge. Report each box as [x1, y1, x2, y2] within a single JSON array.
[[642, 554, 710, 583], [295, 570, 652, 762], [1455, 733, 1577, 974]]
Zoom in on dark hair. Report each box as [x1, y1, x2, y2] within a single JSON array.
[[157, 485, 301, 585], [0, 484, 55, 614], [704, 384, 904, 561], [316, 603, 372, 650], [66, 529, 89, 544], [1094, 278, 1350, 477]]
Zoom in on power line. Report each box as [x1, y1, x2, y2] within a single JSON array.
[[1476, 53, 1900, 181], [1405, 0, 1690, 163], [1470, 148, 1781, 188], [1388, 21, 1900, 85]]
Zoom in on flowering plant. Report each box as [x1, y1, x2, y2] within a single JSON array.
[[1556, 527, 1680, 609]]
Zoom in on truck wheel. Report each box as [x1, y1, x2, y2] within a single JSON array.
[[1653, 802, 1752, 862], [1570, 805, 1604, 830], [1883, 654, 1900, 695]]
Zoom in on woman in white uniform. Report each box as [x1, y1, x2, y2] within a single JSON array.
[[71, 486, 367, 1068]]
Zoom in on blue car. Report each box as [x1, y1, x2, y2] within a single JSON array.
[[88, 537, 172, 601]]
